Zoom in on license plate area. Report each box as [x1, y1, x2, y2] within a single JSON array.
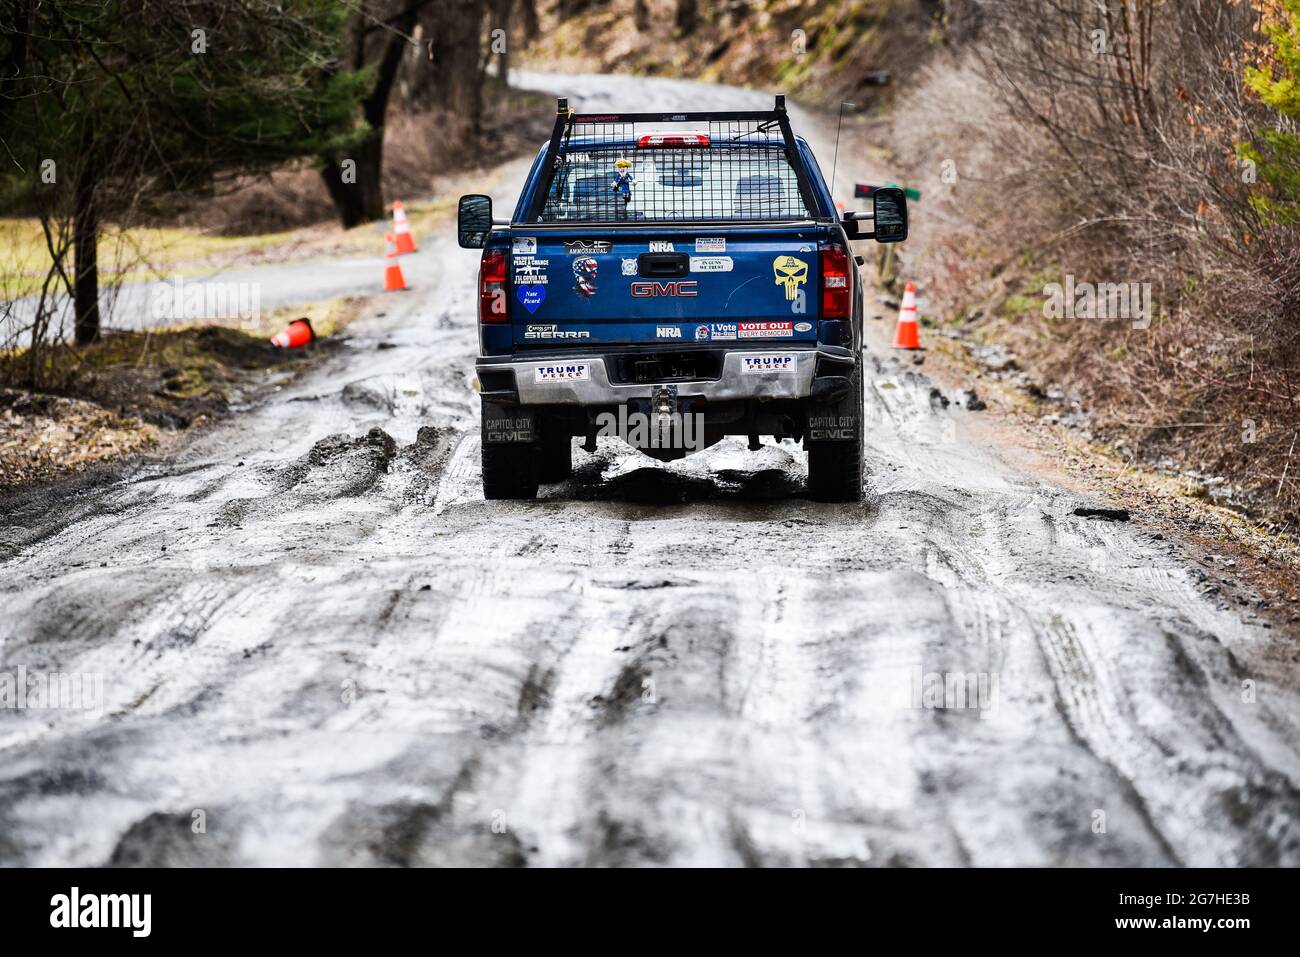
[[611, 351, 721, 384]]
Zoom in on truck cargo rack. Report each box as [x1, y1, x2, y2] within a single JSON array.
[[522, 95, 824, 226]]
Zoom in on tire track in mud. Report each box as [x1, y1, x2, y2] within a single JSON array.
[[852, 362, 1300, 865]]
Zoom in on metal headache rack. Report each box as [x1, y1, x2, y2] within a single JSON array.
[[524, 96, 823, 225]]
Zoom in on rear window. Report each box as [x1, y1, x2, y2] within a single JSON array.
[[538, 146, 811, 223]]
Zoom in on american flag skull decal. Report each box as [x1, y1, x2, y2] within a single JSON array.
[[572, 256, 598, 297]]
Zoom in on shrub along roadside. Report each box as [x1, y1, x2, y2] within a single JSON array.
[[889, 0, 1300, 527]]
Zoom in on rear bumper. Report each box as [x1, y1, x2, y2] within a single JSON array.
[[478, 347, 852, 405]]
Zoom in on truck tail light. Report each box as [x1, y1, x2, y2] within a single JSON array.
[[821, 243, 850, 319], [479, 248, 508, 323]]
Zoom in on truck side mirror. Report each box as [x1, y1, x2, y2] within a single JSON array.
[[458, 194, 493, 248], [871, 186, 908, 243]]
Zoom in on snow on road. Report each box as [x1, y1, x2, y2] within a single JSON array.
[[1, 73, 1298, 867]]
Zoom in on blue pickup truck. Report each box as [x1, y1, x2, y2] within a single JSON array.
[[457, 95, 907, 502]]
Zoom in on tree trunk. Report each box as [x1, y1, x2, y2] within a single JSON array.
[[322, 9, 418, 228], [634, 0, 649, 32], [321, 140, 384, 229], [675, 0, 697, 36], [557, 0, 596, 16], [422, 1, 487, 121], [0, 0, 33, 135], [519, 0, 539, 38], [488, 0, 512, 84], [73, 160, 100, 346]]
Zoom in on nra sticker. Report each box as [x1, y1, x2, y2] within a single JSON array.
[[695, 237, 726, 253], [794, 321, 813, 332], [621, 257, 638, 276], [656, 326, 682, 339], [738, 321, 793, 339], [710, 323, 737, 341], [690, 256, 733, 273], [535, 363, 591, 382], [565, 240, 612, 255], [694, 325, 710, 341], [741, 355, 797, 374], [512, 237, 537, 255], [648, 241, 675, 253]]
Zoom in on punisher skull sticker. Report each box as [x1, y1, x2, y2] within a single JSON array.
[[772, 255, 809, 302]]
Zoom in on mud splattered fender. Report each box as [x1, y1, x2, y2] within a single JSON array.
[[481, 401, 535, 444], [805, 366, 861, 442]]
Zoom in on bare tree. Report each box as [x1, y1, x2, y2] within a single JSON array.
[[322, 2, 430, 228], [519, 0, 539, 36], [675, 0, 698, 35], [2, 1, 362, 348]]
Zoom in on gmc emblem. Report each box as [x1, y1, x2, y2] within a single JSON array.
[[630, 280, 698, 298]]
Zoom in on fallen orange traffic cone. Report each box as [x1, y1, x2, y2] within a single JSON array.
[[392, 200, 416, 254], [271, 318, 314, 349], [384, 232, 407, 291], [893, 280, 920, 350]]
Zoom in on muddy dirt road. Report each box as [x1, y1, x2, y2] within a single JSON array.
[[2, 74, 1299, 867]]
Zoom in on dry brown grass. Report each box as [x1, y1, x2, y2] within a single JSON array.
[[0, 390, 159, 489], [0, 297, 359, 490]]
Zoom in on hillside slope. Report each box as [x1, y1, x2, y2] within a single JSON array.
[[520, 0, 938, 107]]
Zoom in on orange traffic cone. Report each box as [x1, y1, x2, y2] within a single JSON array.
[[384, 232, 407, 291], [892, 280, 920, 350], [270, 318, 314, 349], [392, 200, 416, 254]]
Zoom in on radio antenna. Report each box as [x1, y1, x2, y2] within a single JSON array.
[[831, 101, 854, 205]]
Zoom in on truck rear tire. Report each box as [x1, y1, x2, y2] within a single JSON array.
[[482, 441, 539, 500], [538, 432, 573, 483], [806, 363, 864, 503]]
